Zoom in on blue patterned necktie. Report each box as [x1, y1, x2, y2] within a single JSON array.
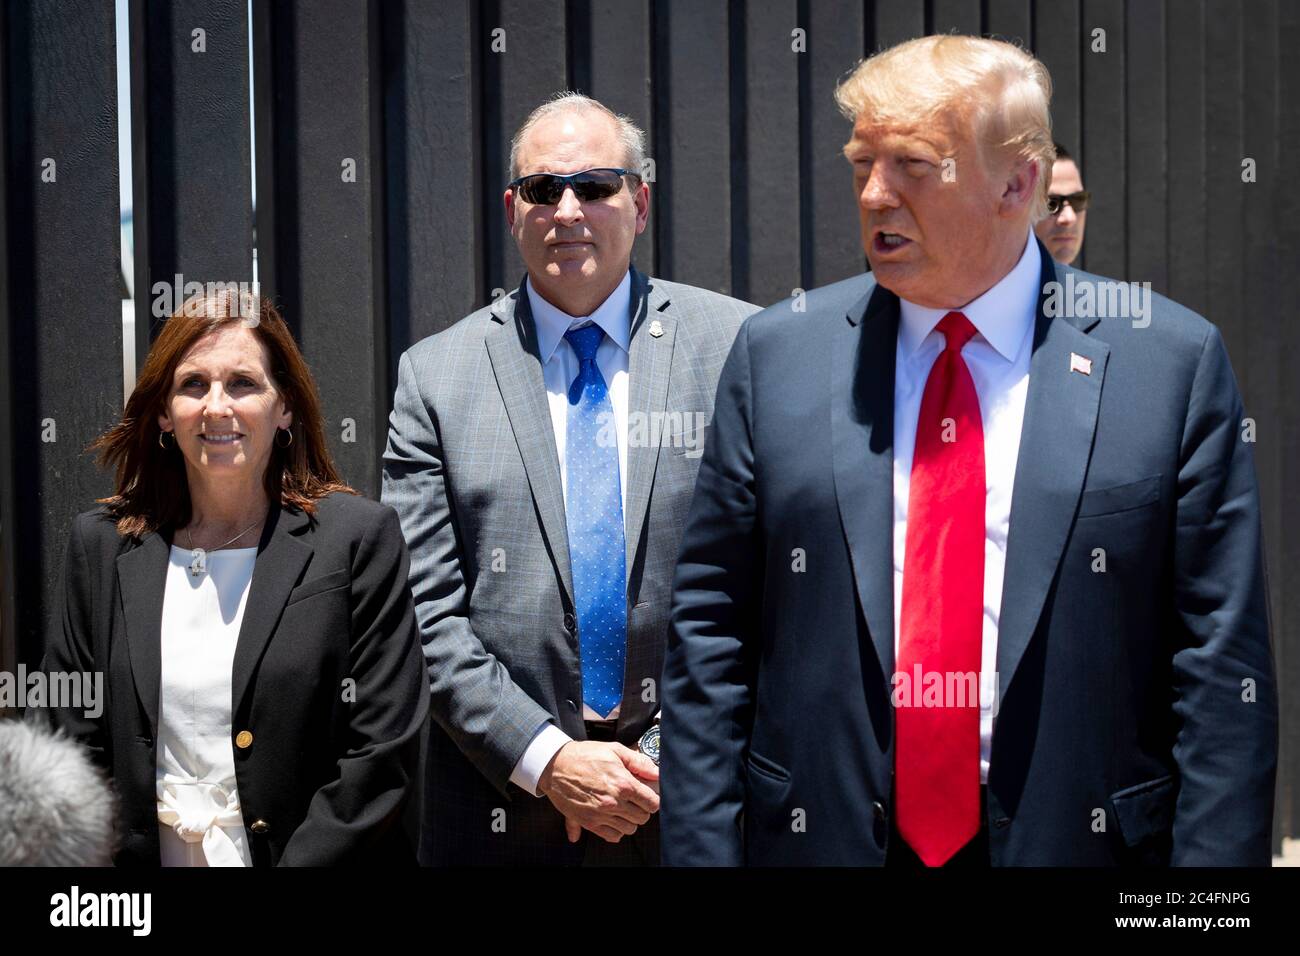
[[563, 324, 627, 718]]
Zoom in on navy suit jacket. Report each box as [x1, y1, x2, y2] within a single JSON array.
[[661, 239, 1278, 866]]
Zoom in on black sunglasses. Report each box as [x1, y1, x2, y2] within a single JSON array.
[[509, 167, 637, 205], [1045, 190, 1091, 215]]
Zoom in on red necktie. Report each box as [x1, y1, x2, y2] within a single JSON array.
[[895, 310, 985, 866]]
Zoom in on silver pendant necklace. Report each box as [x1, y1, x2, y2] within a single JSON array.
[[185, 519, 261, 577]]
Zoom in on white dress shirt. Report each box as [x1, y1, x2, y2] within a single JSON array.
[[156, 545, 257, 866], [892, 229, 1040, 784], [510, 271, 633, 795]]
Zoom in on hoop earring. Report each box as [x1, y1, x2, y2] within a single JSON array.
[[158, 430, 176, 450], [276, 427, 294, 448]]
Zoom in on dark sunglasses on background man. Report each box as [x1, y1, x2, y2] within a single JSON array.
[[509, 167, 639, 205], [1045, 190, 1091, 216]]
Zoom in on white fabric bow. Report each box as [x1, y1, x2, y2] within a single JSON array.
[[157, 781, 247, 867]]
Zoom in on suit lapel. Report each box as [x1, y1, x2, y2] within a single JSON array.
[[116, 504, 314, 734], [830, 245, 1108, 735], [831, 281, 899, 680], [623, 268, 674, 583], [117, 532, 170, 736], [231, 504, 313, 716], [485, 280, 575, 607], [995, 247, 1109, 699]]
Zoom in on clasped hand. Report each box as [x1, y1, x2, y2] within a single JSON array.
[[537, 740, 660, 843]]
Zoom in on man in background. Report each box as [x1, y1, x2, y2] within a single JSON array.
[[1034, 142, 1089, 265]]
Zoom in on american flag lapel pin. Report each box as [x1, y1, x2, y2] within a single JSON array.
[[1070, 352, 1092, 376]]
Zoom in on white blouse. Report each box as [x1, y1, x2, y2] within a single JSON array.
[[156, 544, 257, 867]]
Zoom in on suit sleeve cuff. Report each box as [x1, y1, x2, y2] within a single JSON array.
[[508, 722, 572, 797]]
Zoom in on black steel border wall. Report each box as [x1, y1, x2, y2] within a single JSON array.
[[2, 0, 1297, 847]]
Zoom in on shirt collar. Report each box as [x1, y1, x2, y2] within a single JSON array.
[[897, 229, 1040, 362], [527, 270, 634, 364]]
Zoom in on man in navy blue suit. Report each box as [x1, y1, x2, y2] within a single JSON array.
[[660, 34, 1277, 866]]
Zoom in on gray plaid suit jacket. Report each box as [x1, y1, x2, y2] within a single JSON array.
[[382, 267, 758, 864]]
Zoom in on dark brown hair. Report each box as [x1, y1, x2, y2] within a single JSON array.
[[92, 290, 355, 537], [1053, 142, 1080, 176]]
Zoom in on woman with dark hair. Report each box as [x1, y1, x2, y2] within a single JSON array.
[[42, 291, 428, 866]]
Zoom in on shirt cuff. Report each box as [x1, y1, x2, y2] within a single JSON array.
[[508, 722, 572, 797]]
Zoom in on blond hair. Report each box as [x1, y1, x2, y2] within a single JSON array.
[[835, 35, 1055, 222]]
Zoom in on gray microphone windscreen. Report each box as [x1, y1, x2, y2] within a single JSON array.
[[0, 717, 117, 866]]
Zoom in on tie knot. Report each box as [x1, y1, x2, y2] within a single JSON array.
[[936, 311, 978, 353], [564, 324, 604, 363]]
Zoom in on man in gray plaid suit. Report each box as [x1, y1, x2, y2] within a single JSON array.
[[382, 93, 758, 865]]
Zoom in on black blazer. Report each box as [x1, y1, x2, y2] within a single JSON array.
[[42, 492, 430, 866]]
